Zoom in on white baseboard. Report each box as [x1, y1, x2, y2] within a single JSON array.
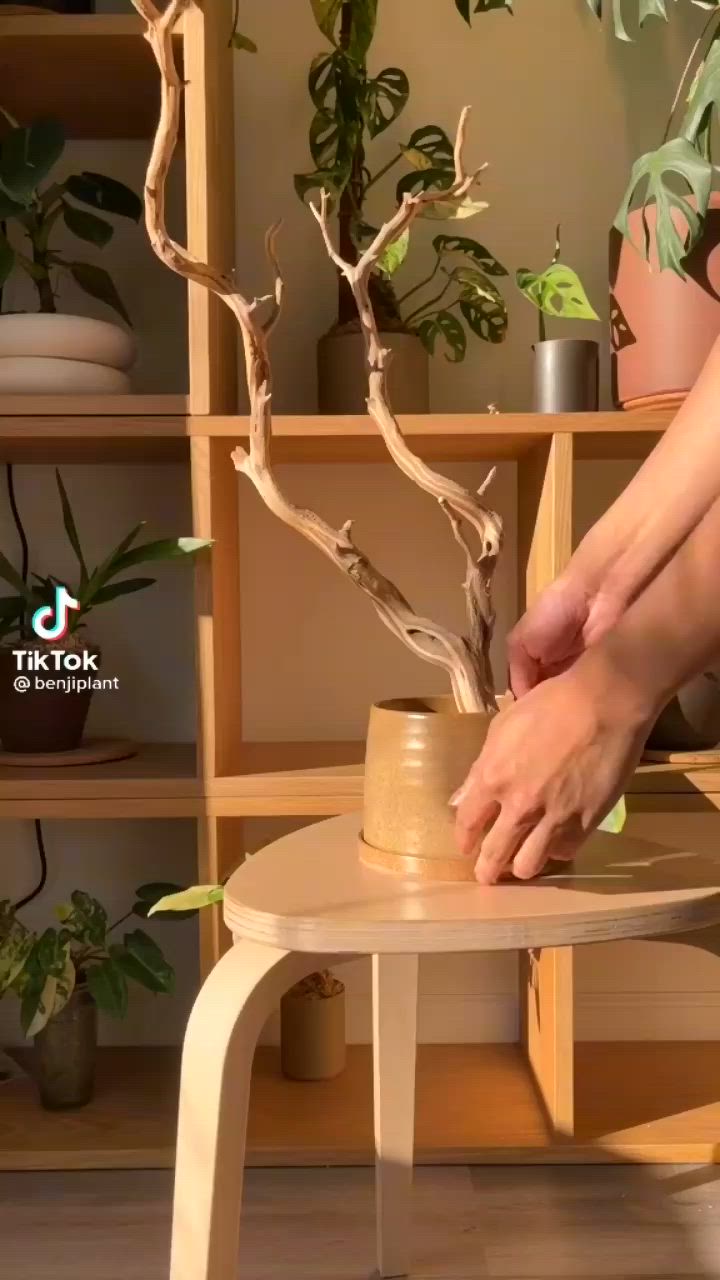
[[575, 991, 720, 1040]]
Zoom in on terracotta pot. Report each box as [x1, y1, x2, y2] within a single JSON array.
[[280, 986, 346, 1081], [532, 339, 599, 412], [33, 986, 97, 1111], [0, 644, 99, 753], [361, 695, 493, 881], [647, 670, 720, 752], [317, 328, 429, 414], [0, 315, 135, 394], [611, 197, 720, 410]]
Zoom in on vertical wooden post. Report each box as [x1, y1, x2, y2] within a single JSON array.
[[516, 433, 575, 1134], [183, 1, 242, 974]]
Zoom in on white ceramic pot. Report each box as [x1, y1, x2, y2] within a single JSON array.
[[0, 357, 130, 394], [0, 314, 135, 369]]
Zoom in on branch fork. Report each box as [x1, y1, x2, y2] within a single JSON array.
[[131, 1, 502, 715]]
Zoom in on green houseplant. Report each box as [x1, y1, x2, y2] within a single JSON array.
[[0, 882, 179, 1109], [296, 0, 508, 409], [0, 468, 211, 753], [0, 112, 142, 393], [515, 228, 600, 411]]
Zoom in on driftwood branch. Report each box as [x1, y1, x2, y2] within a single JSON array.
[[309, 114, 502, 701], [132, 0, 499, 714]]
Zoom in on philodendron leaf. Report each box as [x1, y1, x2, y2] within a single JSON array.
[[86, 957, 128, 1018], [62, 890, 108, 948], [614, 136, 712, 276], [415, 309, 467, 362], [133, 882, 199, 921], [516, 261, 599, 321], [68, 261, 130, 325], [598, 796, 627, 834], [148, 885, 224, 915], [377, 229, 410, 277], [112, 930, 175, 994], [20, 931, 75, 1037], [0, 901, 32, 995], [366, 67, 409, 138], [0, 118, 65, 203], [433, 233, 508, 277]]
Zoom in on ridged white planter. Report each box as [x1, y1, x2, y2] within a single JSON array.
[[0, 314, 136, 394]]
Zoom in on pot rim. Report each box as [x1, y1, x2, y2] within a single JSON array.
[[372, 694, 486, 719], [0, 312, 130, 333]]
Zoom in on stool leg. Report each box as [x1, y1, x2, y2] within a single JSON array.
[[170, 939, 333, 1280], [372, 953, 419, 1279]]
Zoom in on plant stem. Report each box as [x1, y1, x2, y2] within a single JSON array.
[[538, 309, 546, 344], [403, 276, 454, 324], [396, 257, 441, 306], [108, 910, 133, 935], [29, 207, 56, 314], [363, 151, 402, 194]]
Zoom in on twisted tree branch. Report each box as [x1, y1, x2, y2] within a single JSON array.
[[131, 0, 499, 714]]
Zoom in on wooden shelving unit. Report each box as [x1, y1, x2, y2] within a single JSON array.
[[2, 2, 719, 1173]]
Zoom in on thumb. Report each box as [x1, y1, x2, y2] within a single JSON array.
[[507, 639, 539, 698]]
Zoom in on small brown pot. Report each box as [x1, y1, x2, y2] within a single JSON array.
[[0, 643, 98, 753], [33, 986, 97, 1111], [361, 695, 493, 881], [280, 978, 346, 1081], [611, 196, 720, 410], [647, 670, 720, 753], [317, 327, 429, 414]]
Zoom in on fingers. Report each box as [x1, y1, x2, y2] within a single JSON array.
[[506, 633, 539, 699], [452, 774, 501, 859], [473, 808, 535, 885], [510, 818, 578, 881]]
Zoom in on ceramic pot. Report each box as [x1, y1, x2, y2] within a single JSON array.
[[280, 986, 346, 1081], [317, 328, 429, 414], [361, 695, 494, 881], [532, 339, 599, 412], [0, 314, 135, 394], [0, 644, 99, 753], [611, 197, 720, 411], [33, 986, 97, 1111], [646, 670, 720, 752]]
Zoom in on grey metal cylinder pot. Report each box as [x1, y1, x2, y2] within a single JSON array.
[[33, 985, 97, 1110], [646, 670, 720, 752], [532, 338, 599, 413]]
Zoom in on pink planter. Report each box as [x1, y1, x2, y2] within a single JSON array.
[[611, 196, 720, 410]]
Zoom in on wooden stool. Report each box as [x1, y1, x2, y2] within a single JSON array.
[[169, 814, 720, 1280]]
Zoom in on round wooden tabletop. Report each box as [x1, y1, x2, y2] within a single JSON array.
[[223, 814, 720, 955]]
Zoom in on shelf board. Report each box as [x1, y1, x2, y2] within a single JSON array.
[[206, 741, 720, 816], [0, 396, 189, 463], [0, 742, 198, 818], [4, 1042, 720, 1170], [191, 410, 673, 463], [0, 14, 182, 139]]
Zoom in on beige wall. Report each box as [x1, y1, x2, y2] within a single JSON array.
[[4, 0, 719, 1048]]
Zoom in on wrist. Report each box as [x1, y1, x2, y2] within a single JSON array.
[[575, 633, 667, 730]]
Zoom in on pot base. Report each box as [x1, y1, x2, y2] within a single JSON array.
[[622, 391, 686, 412], [359, 833, 477, 881], [0, 737, 136, 768]]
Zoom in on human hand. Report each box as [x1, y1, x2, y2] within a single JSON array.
[[508, 574, 625, 697], [452, 657, 653, 883]]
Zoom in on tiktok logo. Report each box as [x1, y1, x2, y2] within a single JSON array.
[[31, 585, 81, 641]]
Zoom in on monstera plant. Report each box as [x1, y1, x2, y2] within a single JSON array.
[[296, 0, 509, 406]]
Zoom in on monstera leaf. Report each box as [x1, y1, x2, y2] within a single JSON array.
[[614, 137, 712, 275], [399, 125, 455, 172], [415, 310, 467, 362], [365, 67, 409, 137], [433, 234, 508, 277], [455, 0, 512, 19], [585, 0, 669, 39], [377, 229, 410, 276], [598, 797, 627, 834], [516, 230, 599, 320]]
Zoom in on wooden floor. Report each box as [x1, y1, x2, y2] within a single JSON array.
[[3, 1163, 720, 1278]]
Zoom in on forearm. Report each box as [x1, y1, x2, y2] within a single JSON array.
[[570, 335, 720, 604], [581, 495, 720, 719]]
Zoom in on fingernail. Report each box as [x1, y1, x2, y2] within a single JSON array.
[[449, 783, 469, 808]]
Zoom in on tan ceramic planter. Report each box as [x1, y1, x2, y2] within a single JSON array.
[[280, 987, 346, 1081], [317, 328, 429, 414], [361, 695, 493, 881]]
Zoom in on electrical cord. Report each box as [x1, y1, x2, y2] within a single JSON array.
[[6, 462, 48, 911]]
